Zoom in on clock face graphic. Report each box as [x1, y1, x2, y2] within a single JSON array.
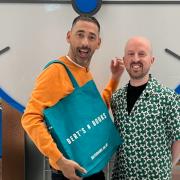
[[164, 48, 180, 94], [72, 0, 102, 15], [0, 46, 10, 56], [0, 3, 180, 113], [175, 85, 180, 94]]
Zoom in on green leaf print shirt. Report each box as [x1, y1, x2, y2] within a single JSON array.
[[111, 76, 180, 180]]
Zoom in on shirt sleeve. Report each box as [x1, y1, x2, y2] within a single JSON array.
[[101, 78, 119, 108], [21, 64, 73, 169], [166, 93, 180, 142]]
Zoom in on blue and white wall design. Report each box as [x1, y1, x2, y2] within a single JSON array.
[[0, 3, 180, 106], [0, 105, 2, 158], [0, 3, 180, 156], [0, 4, 179, 180], [175, 85, 180, 94]]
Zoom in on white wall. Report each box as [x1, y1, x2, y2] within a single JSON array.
[[0, 3, 180, 106]]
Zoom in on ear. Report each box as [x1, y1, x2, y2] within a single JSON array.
[[96, 37, 101, 49], [151, 56, 155, 64], [66, 31, 71, 43]]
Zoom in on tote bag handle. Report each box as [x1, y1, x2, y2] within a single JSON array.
[[44, 60, 79, 89]]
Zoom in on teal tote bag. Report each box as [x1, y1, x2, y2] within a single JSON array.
[[43, 60, 123, 177]]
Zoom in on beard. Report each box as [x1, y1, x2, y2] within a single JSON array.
[[127, 66, 149, 80], [74, 47, 94, 67], [69, 44, 96, 67], [129, 71, 147, 80]]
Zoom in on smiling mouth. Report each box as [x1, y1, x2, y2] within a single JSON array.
[[78, 48, 90, 57], [131, 63, 142, 70]]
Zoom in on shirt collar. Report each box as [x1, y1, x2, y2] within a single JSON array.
[[66, 55, 89, 72]]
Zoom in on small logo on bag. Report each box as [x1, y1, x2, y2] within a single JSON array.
[[91, 143, 108, 160]]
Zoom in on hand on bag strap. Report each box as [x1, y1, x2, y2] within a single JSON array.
[[56, 156, 87, 180]]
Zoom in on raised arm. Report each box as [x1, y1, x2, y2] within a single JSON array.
[[102, 57, 124, 108]]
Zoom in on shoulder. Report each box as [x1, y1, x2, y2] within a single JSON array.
[[112, 86, 126, 99], [151, 77, 180, 103], [43, 57, 68, 73], [111, 86, 127, 108], [158, 82, 178, 100], [36, 59, 68, 83]]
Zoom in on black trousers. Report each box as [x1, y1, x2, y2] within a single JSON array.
[[51, 170, 105, 180]]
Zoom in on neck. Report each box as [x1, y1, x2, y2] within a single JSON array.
[[66, 55, 89, 72], [67, 53, 90, 68], [130, 75, 149, 87]]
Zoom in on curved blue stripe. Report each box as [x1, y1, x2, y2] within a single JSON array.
[[0, 108, 2, 158], [0, 88, 25, 113], [75, 0, 98, 13], [175, 84, 180, 94], [0, 83, 179, 113]]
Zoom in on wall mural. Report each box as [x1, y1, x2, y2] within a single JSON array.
[[0, 1, 179, 160], [164, 48, 180, 94], [0, 1, 180, 114]]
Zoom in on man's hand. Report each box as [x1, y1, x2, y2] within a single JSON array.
[[111, 57, 124, 81], [56, 156, 87, 180]]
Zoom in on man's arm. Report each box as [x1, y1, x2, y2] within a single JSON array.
[[102, 58, 124, 108], [21, 65, 64, 165], [56, 157, 86, 180], [21, 64, 86, 179], [110, 57, 124, 82], [172, 140, 180, 167]]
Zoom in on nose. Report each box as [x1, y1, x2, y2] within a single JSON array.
[[81, 37, 89, 47], [134, 53, 139, 62]]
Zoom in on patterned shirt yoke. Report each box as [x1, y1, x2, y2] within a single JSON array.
[[111, 75, 180, 180]]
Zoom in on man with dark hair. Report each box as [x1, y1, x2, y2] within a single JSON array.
[[21, 15, 124, 180], [72, 15, 100, 32]]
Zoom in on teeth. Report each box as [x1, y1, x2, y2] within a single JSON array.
[[132, 64, 141, 68], [80, 49, 88, 53], [133, 65, 140, 68]]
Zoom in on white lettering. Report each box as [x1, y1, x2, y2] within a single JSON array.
[[91, 113, 107, 127], [87, 124, 91, 129], [92, 120, 97, 126], [81, 128, 86, 134], [103, 113, 107, 119], [91, 143, 108, 160], [66, 138, 71, 144], [76, 130, 81, 137], [66, 128, 87, 144], [66, 113, 107, 145], [73, 133, 78, 140], [70, 136, 74, 142]]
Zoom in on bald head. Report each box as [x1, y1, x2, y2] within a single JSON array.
[[123, 36, 155, 85], [124, 36, 153, 56]]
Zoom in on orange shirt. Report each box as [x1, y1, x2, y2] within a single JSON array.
[[21, 56, 119, 170]]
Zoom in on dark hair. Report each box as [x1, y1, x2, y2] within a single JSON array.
[[72, 15, 100, 32]]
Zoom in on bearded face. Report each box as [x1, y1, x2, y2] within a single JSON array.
[[124, 38, 154, 81], [67, 20, 101, 68]]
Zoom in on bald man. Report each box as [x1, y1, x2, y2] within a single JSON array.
[[111, 36, 180, 180]]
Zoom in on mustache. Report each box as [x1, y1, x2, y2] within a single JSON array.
[[130, 62, 143, 66], [78, 46, 90, 51]]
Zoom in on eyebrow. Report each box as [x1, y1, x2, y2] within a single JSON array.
[[127, 50, 134, 53], [76, 30, 97, 36]]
